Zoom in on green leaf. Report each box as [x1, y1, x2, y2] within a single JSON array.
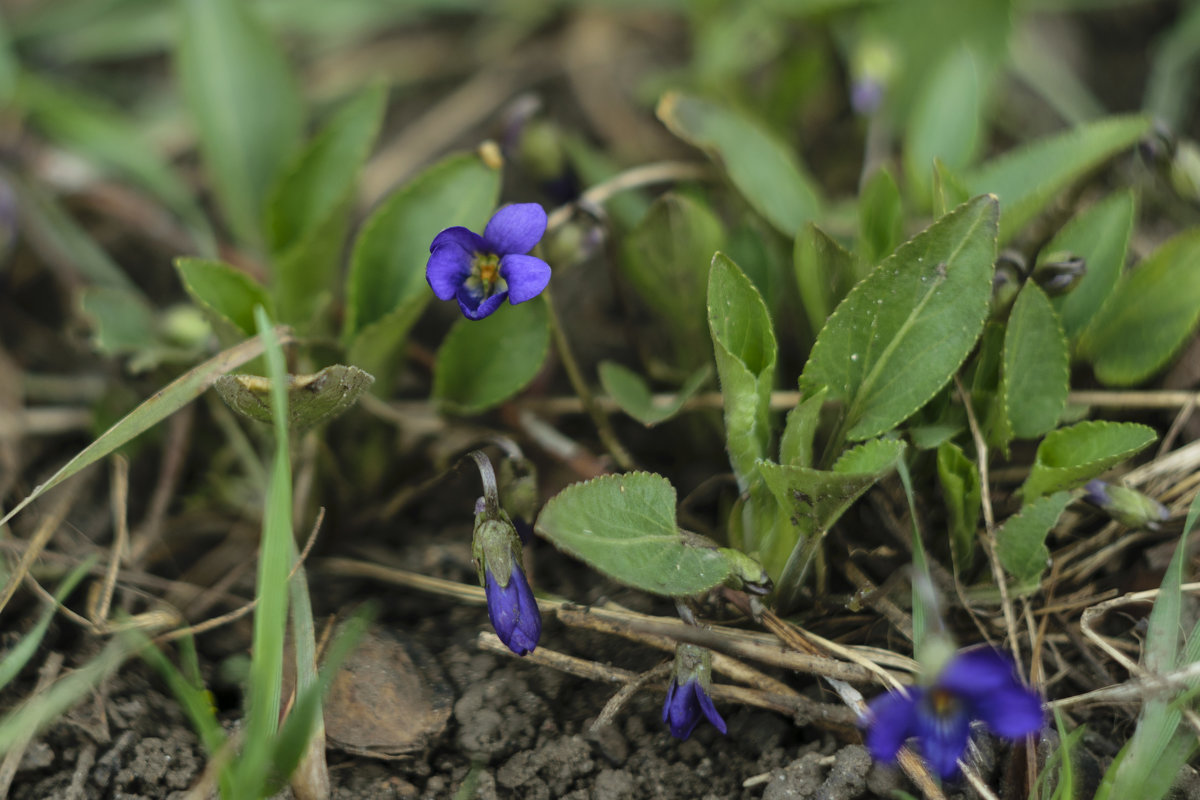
[[267, 86, 384, 253], [598, 362, 710, 427], [1100, 491, 1200, 800], [233, 307, 294, 799], [432, 300, 550, 415], [78, 286, 157, 357], [535, 472, 733, 597], [176, 257, 274, 338], [344, 151, 501, 337], [708, 252, 777, 486], [267, 85, 386, 325], [1003, 283, 1069, 439], [4, 167, 135, 292], [1144, 1, 1200, 130], [932, 158, 970, 218], [1077, 228, 1200, 386], [619, 192, 723, 365], [176, 0, 303, 247], [793, 223, 853, 340], [345, 295, 428, 396], [995, 491, 1071, 584], [858, 168, 904, 275], [964, 115, 1150, 243], [656, 91, 822, 236], [0, 560, 93, 691], [0, 640, 130, 758], [214, 365, 375, 430], [16, 73, 212, 249], [905, 47, 983, 207], [779, 386, 827, 468], [1046, 190, 1135, 344], [761, 438, 905, 588], [800, 195, 998, 441], [1021, 420, 1156, 502], [936, 441, 980, 572], [0, 331, 280, 529]]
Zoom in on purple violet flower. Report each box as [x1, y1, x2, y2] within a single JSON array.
[[865, 647, 1044, 779], [426, 203, 552, 320], [662, 644, 727, 740], [484, 562, 541, 656]]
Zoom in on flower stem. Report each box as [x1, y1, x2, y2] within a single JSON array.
[[541, 287, 635, 470], [468, 450, 501, 518]]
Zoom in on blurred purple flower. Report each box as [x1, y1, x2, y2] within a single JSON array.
[[426, 203, 551, 320], [484, 562, 541, 656], [865, 647, 1043, 779]]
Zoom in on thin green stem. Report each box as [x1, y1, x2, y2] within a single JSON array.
[[541, 287, 635, 471]]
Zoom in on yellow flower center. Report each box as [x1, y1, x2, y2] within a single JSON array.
[[469, 252, 503, 298]]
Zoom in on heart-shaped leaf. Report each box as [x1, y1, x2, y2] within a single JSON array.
[[535, 472, 732, 597]]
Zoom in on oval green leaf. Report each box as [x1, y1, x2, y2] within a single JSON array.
[[708, 252, 777, 484], [1021, 420, 1156, 502], [996, 491, 1071, 585], [800, 195, 998, 441], [1045, 190, 1135, 344], [535, 472, 732, 597], [1077, 227, 1200, 386], [657, 91, 821, 236], [964, 115, 1150, 243], [1003, 282, 1069, 439], [344, 151, 501, 338], [176, 257, 273, 337], [432, 300, 549, 415], [177, 0, 303, 246], [904, 47, 983, 208], [598, 361, 710, 427], [214, 365, 375, 430]]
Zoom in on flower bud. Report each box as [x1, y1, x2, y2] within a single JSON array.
[[1031, 252, 1086, 296], [662, 644, 726, 740], [473, 508, 541, 655], [1082, 480, 1169, 531]]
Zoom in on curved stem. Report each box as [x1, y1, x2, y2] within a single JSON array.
[[468, 450, 501, 517], [541, 287, 635, 470]]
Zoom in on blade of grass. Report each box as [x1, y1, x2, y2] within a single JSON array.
[[231, 307, 294, 799], [0, 329, 290, 530], [0, 638, 129, 756], [270, 607, 373, 791], [0, 558, 93, 690], [285, 545, 328, 800]]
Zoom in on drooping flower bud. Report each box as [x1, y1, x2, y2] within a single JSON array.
[[1032, 252, 1086, 296], [469, 451, 542, 655], [1082, 480, 1169, 531], [662, 644, 726, 740]]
